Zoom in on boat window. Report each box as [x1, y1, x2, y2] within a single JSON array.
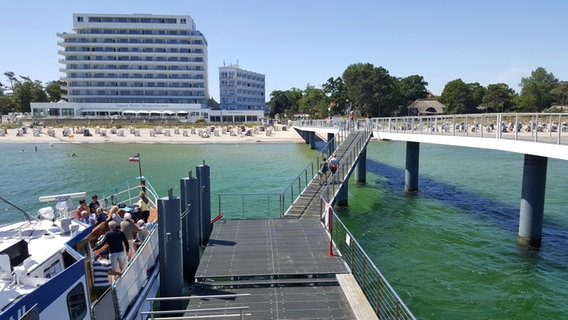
[[67, 283, 87, 320]]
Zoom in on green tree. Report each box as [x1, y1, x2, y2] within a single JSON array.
[[343, 63, 377, 117], [3, 71, 18, 88], [298, 85, 328, 118], [342, 63, 399, 117], [397, 75, 429, 115], [45, 80, 66, 102], [0, 95, 19, 115], [322, 77, 346, 115], [549, 81, 568, 106], [518, 67, 558, 111], [440, 79, 474, 114], [267, 90, 289, 118], [11, 80, 49, 113], [267, 88, 303, 118], [481, 83, 516, 113], [286, 88, 303, 116], [468, 82, 487, 111]]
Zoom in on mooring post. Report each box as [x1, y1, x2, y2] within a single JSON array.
[[518, 154, 548, 247], [196, 163, 211, 245], [180, 173, 200, 283], [405, 141, 420, 192], [157, 190, 183, 311]]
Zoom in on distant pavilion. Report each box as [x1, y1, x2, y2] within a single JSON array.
[[407, 97, 446, 116]]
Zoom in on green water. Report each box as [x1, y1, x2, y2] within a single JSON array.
[[337, 142, 568, 319], [1, 141, 567, 319]]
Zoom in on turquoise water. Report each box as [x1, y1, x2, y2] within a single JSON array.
[[1, 141, 567, 319]]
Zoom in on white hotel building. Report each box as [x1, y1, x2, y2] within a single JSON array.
[[219, 64, 265, 111], [32, 13, 263, 122]]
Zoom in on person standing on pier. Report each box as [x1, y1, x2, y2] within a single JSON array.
[[319, 157, 330, 185], [329, 153, 339, 183]]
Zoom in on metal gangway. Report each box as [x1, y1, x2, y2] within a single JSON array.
[[215, 123, 415, 319]]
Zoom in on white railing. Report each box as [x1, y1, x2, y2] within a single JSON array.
[[369, 113, 568, 145], [114, 224, 159, 318]]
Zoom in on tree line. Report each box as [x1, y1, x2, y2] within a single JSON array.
[[0, 72, 65, 115], [267, 63, 568, 119], [2, 64, 567, 119]]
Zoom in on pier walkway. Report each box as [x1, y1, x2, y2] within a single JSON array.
[[186, 128, 381, 319]]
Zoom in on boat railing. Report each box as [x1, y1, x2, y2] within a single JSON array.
[[112, 223, 159, 318], [216, 127, 350, 218], [369, 112, 568, 145], [142, 294, 251, 320], [99, 176, 160, 209]]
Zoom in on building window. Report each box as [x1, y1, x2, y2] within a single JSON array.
[[77, 16, 83, 22]]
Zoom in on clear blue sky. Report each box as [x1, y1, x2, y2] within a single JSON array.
[[1, 0, 567, 101]]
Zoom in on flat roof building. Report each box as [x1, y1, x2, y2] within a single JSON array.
[[32, 13, 263, 123], [58, 13, 208, 105], [219, 64, 265, 111]]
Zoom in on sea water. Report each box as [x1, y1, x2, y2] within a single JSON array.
[[1, 141, 566, 319]]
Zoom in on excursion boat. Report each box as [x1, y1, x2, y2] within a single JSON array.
[[0, 177, 160, 320]]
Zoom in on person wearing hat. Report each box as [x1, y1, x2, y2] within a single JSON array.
[[120, 213, 138, 258], [136, 219, 150, 244]]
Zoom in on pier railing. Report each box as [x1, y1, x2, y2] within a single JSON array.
[[330, 213, 416, 320], [313, 128, 415, 320], [217, 128, 350, 218], [369, 112, 568, 145]]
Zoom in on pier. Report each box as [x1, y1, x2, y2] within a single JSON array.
[[170, 127, 414, 319]]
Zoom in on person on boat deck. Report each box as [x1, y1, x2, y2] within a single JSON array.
[[120, 213, 138, 258], [92, 250, 120, 298], [136, 220, 150, 244], [79, 210, 97, 226], [107, 205, 123, 225], [89, 194, 100, 214], [74, 199, 89, 220], [95, 207, 107, 225], [94, 221, 129, 272], [137, 191, 151, 223]]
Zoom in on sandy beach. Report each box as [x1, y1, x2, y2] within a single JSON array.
[[0, 125, 304, 144]]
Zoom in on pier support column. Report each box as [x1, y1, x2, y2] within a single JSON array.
[[336, 180, 349, 206], [327, 132, 335, 154], [355, 147, 367, 184], [302, 130, 309, 144], [405, 142, 420, 192], [309, 131, 316, 149], [158, 191, 184, 311], [518, 154, 548, 247]]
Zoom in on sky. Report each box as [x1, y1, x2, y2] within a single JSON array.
[[1, 0, 567, 102]]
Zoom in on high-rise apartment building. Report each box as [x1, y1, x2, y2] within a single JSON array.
[[58, 13, 209, 105], [219, 65, 265, 110]]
